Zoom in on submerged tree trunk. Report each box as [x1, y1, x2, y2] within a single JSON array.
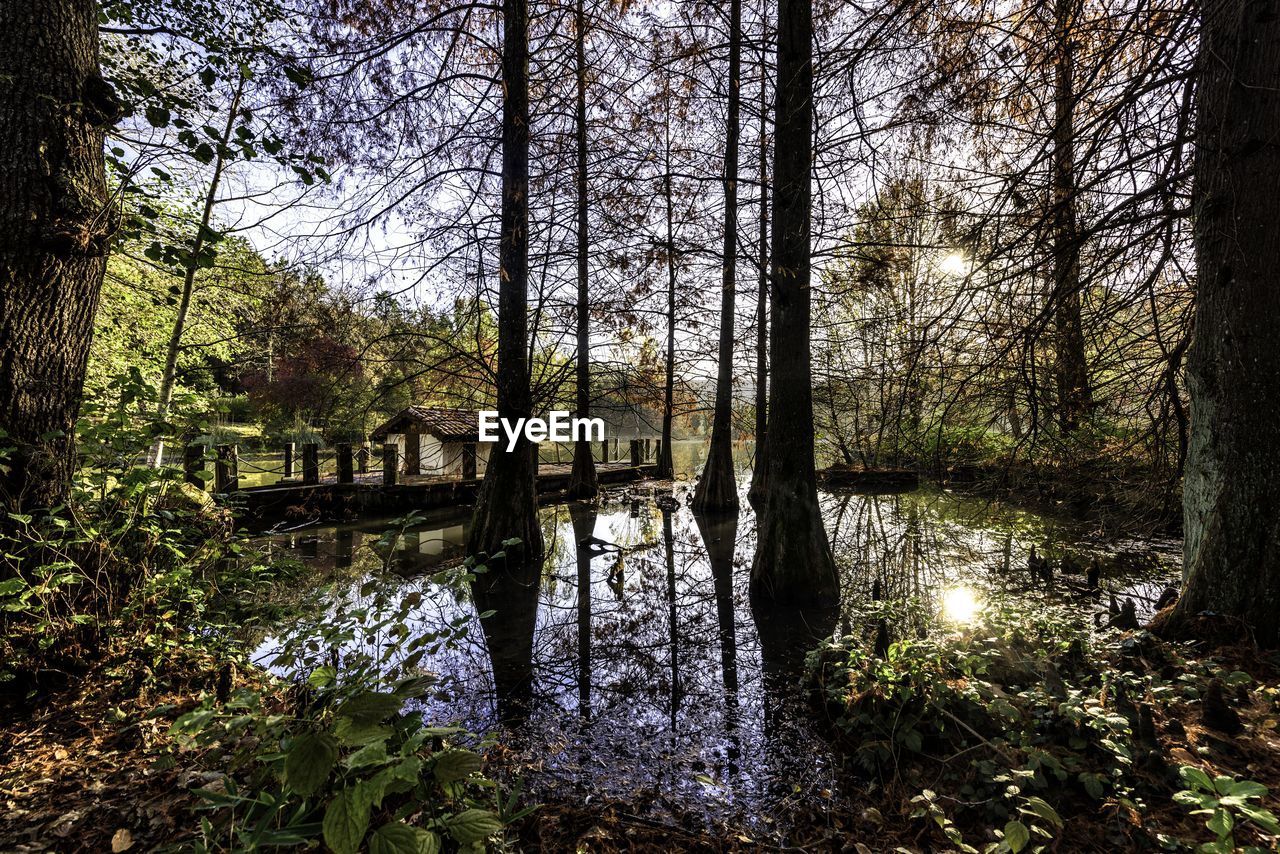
[[468, 0, 544, 562], [1050, 0, 1092, 433], [748, 49, 770, 511], [657, 97, 676, 481], [1165, 0, 1280, 645], [567, 0, 598, 498], [0, 0, 117, 512], [693, 0, 742, 514], [750, 0, 838, 606]]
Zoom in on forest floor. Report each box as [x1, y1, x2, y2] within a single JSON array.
[[4, 621, 1279, 851]]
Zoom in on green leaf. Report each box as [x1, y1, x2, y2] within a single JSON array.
[[446, 809, 502, 845], [1237, 804, 1280, 835], [1003, 820, 1030, 853], [0, 577, 28, 597], [1021, 796, 1063, 830], [345, 740, 389, 770], [285, 731, 338, 796], [1223, 780, 1268, 799], [1179, 765, 1214, 793], [145, 105, 170, 127], [1206, 808, 1233, 839], [323, 789, 371, 854], [433, 748, 482, 783], [368, 822, 441, 854], [308, 665, 337, 688], [337, 691, 404, 726]]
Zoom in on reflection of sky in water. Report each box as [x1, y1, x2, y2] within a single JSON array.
[[251, 479, 1180, 832]]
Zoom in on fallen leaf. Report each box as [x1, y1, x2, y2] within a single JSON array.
[[111, 828, 134, 852]]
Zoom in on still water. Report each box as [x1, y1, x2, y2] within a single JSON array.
[[250, 450, 1179, 836]]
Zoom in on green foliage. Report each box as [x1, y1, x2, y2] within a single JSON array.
[[165, 535, 532, 851], [807, 593, 1277, 852], [1173, 766, 1280, 853]]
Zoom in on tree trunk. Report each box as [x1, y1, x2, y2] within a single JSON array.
[[1165, 0, 1280, 645], [748, 32, 770, 511], [693, 0, 742, 514], [468, 0, 544, 562], [152, 77, 244, 467], [0, 0, 117, 512], [656, 95, 676, 481], [567, 0, 598, 498], [1051, 0, 1092, 433], [750, 0, 838, 606]]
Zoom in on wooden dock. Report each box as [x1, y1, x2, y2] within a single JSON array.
[[234, 460, 659, 525]]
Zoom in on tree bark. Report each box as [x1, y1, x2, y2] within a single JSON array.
[[748, 26, 770, 511], [750, 0, 838, 606], [1166, 0, 1280, 645], [693, 0, 743, 514], [0, 0, 117, 512], [468, 0, 544, 562], [656, 93, 676, 480], [1050, 0, 1092, 433], [567, 0, 598, 498]]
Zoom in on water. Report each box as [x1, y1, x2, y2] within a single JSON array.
[[249, 467, 1179, 838]]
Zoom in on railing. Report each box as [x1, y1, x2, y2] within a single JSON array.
[[183, 437, 663, 494]]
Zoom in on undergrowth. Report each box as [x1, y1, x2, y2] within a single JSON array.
[[807, 594, 1280, 852]]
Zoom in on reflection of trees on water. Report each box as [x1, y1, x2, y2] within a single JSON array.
[[694, 511, 740, 759], [471, 558, 541, 726], [258, 482, 1176, 813]]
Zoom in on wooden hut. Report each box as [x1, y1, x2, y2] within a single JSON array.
[[369, 407, 489, 478]]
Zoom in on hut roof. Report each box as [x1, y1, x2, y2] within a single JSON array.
[[369, 407, 481, 442]]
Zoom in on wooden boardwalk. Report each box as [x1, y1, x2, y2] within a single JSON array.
[[238, 460, 658, 524]]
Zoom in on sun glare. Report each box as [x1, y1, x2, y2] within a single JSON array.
[[939, 252, 970, 277], [941, 586, 981, 624]]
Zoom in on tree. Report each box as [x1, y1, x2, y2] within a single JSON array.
[[1050, 0, 1093, 432], [0, 0, 119, 512], [750, 0, 838, 606], [1164, 0, 1280, 645], [693, 0, 744, 514], [567, 0, 599, 499], [468, 0, 545, 562]]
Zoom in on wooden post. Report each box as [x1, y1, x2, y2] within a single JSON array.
[[644, 438, 651, 460], [383, 443, 398, 485], [183, 445, 204, 487], [356, 444, 370, 474], [336, 443, 354, 484], [215, 444, 239, 493], [600, 439, 609, 463], [532, 442, 541, 477], [630, 439, 642, 468], [283, 442, 296, 479], [654, 440, 663, 468], [613, 438, 620, 462], [303, 443, 320, 485], [462, 443, 477, 479], [404, 431, 421, 476]]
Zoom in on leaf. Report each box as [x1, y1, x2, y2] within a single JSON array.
[[323, 789, 371, 854], [308, 665, 337, 688], [345, 741, 388, 770], [145, 105, 170, 128], [1179, 765, 1214, 793], [1206, 808, 1233, 839], [1223, 780, 1267, 799], [285, 732, 338, 796], [111, 828, 134, 852], [369, 822, 441, 854], [446, 809, 502, 845], [1021, 796, 1063, 830], [1237, 804, 1280, 835], [337, 691, 404, 726], [433, 748, 482, 783], [1003, 820, 1030, 853]]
